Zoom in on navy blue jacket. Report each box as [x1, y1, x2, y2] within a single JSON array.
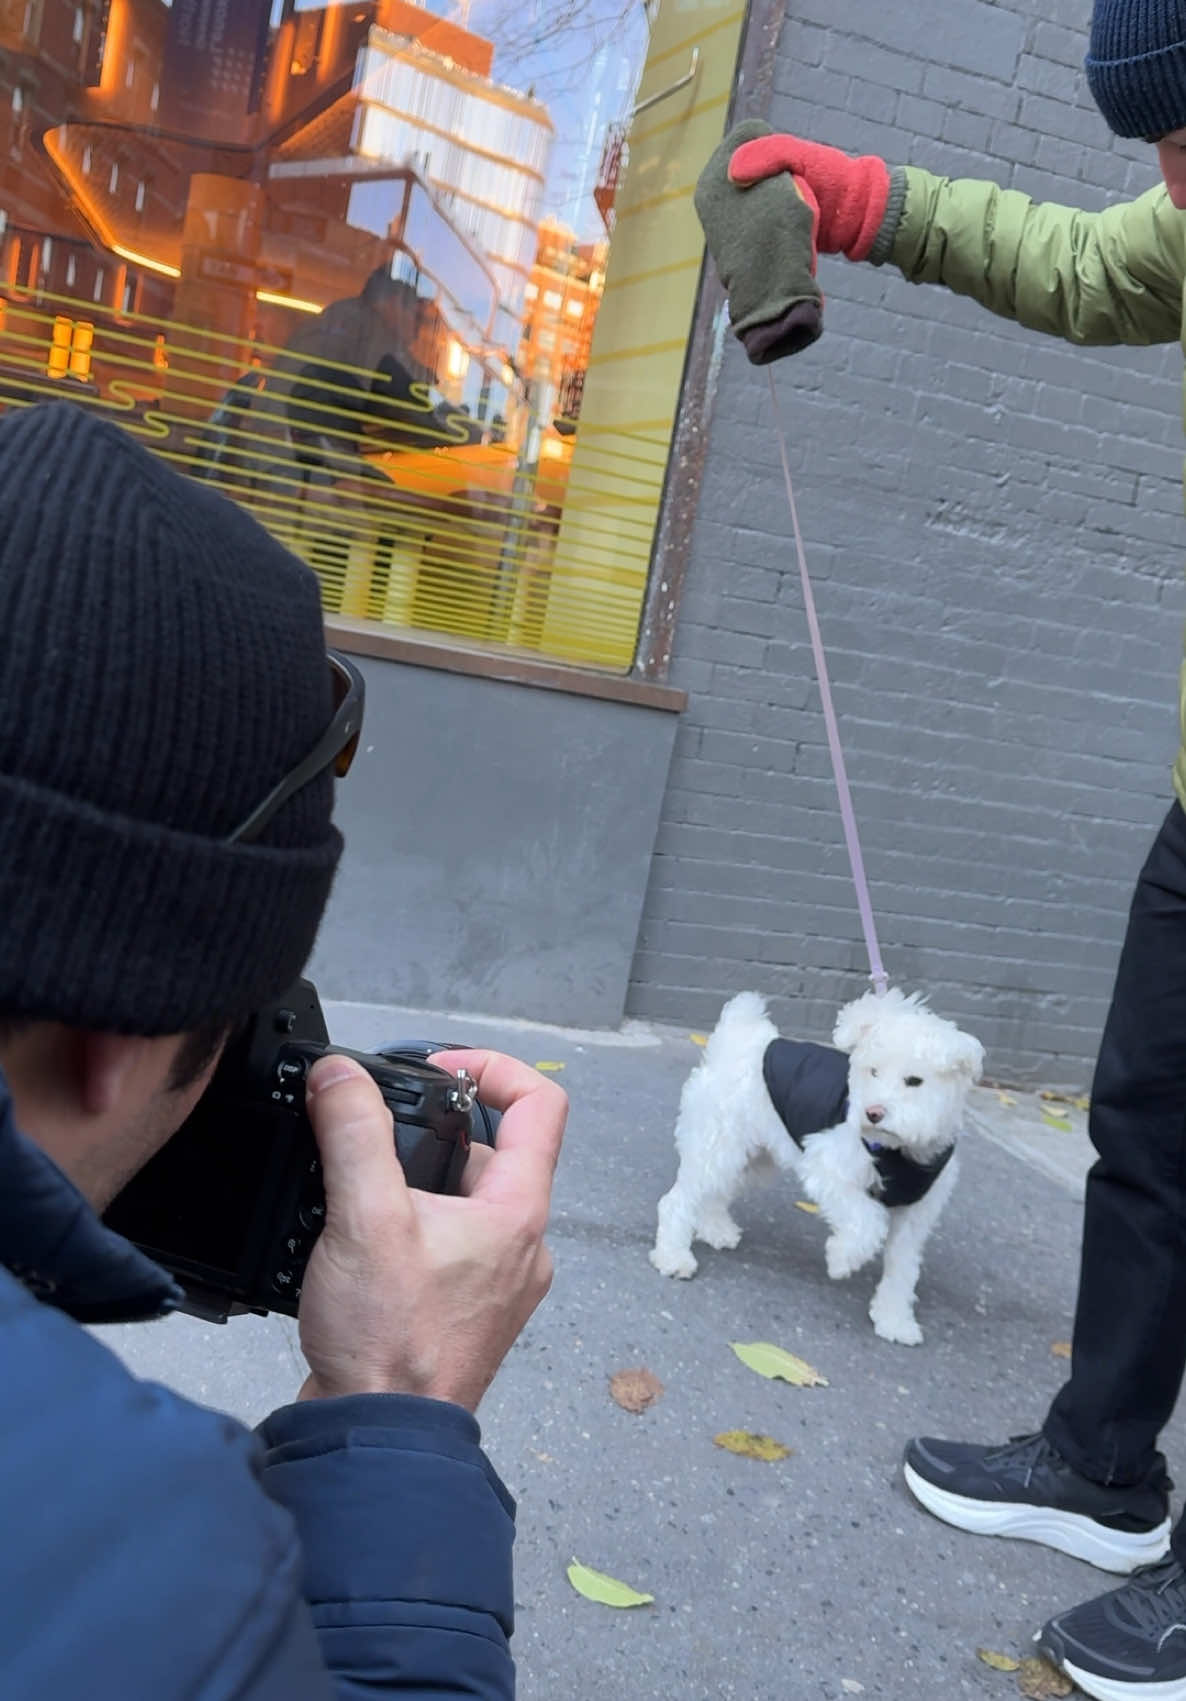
[[0, 1074, 516, 1699]]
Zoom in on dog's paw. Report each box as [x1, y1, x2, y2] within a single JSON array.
[[697, 1212, 741, 1251], [870, 1303, 923, 1346], [825, 1235, 868, 1281], [649, 1246, 698, 1280]]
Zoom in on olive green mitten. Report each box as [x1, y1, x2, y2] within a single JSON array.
[[694, 117, 823, 364]]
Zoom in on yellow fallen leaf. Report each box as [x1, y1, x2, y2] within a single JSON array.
[[566, 1559, 653, 1608], [1017, 1655, 1073, 1698], [535, 1061, 566, 1072], [996, 1091, 1017, 1108], [794, 1200, 820, 1215], [713, 1430, 792, 1461], [1051, 1340, 1072, 1359], [1041, 1109, 1072, 1133], [730, 1341, 828, 1386], [977, 1649, 1021, 1672], [1038, 1090, 1088, 1113], [689, 1032, 708, 1047]]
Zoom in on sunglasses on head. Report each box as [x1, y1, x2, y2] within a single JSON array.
[[226, 651, 364, 845]]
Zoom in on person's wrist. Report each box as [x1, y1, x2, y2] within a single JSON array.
[[297, 1368, 481, 1410], [865, 164, 909, 266], [298, 1372, 393, 1401]]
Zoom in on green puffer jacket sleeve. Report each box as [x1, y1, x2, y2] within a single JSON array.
[[888, 167, 1186, 347]]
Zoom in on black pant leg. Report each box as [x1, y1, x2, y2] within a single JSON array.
[[1044, 802, 1186, 1486]]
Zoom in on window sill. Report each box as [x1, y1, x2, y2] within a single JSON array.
[[324, 615, 687, 713]]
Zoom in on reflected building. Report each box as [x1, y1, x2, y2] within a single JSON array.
[[0, 0, 552, 420], [352, 17, 551, 347], [520, 217, 606, 432]]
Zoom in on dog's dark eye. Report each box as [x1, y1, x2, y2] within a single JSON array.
[[904, 1075, 924, 1088]]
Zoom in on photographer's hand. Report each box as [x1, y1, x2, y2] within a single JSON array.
[[296, 1050, 565, 1412]]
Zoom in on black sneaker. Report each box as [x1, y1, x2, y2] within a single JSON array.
[[1039, 1557, 1186, 1699], [903, 1433, 1171, 1573]]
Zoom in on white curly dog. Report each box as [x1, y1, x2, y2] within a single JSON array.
[[650, 988, 984, 1344]]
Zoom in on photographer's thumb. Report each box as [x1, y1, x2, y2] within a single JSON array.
[[306, 1054, 412, 1242]]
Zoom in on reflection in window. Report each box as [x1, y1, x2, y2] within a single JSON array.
[[0, 0, 745, 669]]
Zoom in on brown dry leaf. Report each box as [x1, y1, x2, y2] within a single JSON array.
[[609, 1368, 664, 1414], [1016, 1656, 1073, 1698], [1051, 1340, 1072, 1359], [713, 1430, 792, 1462], [794, 1200, 820, 1215], [977, 1649, 1021, 1672]]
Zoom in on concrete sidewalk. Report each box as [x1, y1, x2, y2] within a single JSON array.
[[96, 1003, 1143, 1701]]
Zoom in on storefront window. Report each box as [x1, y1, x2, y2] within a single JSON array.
[[0, 0, 746, 670]]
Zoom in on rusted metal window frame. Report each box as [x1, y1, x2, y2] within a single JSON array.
[[633, 0, 787, 682]]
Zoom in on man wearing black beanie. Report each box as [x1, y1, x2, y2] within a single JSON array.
[[699, 1, 1186, 1697], [0, 402, 565, 1699]]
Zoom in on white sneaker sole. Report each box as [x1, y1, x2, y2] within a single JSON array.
[[903, 1461, 1172, 1574], [1061, 1657, 1186, 1701]]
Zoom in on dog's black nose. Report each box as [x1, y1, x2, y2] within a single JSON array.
[[865, 1105, 885, 1125]]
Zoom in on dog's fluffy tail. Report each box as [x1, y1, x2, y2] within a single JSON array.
[[704, 991, 775, 1066]]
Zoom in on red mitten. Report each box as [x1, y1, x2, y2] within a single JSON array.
[[729, 133, 890, 263]]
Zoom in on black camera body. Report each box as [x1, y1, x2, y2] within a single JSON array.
[[103, 979, 494, 1323]]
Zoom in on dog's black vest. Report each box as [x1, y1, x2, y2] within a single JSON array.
[[761, 1038, 954, 1209]]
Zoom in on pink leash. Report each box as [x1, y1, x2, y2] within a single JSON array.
[[768, 369, 889, 996]]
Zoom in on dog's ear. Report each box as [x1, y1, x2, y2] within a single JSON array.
[[949, 1030, 985, 1082], [832, 992, 879, 1054]]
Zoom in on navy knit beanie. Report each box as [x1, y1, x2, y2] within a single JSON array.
[[1087, 0, 1186, 138], [0, 402, 343, 1035]]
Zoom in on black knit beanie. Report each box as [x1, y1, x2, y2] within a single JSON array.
[[0, 402, 344, 1035], [1087, 0, 1186, 137]]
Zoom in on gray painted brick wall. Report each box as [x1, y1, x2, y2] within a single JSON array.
[[626, 0, 1186, 1084]]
